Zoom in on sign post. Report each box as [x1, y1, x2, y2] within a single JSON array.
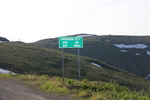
[[58, 37, 83, 81], [62, 48, 64, 81], [78, 48, 80, 80]]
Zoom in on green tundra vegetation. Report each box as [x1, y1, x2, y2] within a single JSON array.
[[0, 42, 150, 91], [0, 74, 150, 100], [32, 35, 150, 78]]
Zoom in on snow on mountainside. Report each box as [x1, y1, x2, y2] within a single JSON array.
[[135, 53, 140, 56], [76, 34, 96, 37], [0, 68, 16, 74], [146, 51, 150, 55], [145, 74, 150, 80], [120, 50, 128, 52], [91, 62, 102, 68], [114, 44, 150, 56], [114, 44, 148, 49]]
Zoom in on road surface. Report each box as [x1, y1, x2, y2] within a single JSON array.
[[0, 79, 72, 100]]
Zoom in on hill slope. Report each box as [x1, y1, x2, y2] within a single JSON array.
[[0, 37, 9, 42], [32, 35, 150, 79], [0, 42, 150, 91]]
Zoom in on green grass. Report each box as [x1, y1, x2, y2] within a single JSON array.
[[0, 42, 150, 92], [0, 74, 150, 100]]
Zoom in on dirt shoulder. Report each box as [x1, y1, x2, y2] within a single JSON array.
[[0, 79, 72, 100]]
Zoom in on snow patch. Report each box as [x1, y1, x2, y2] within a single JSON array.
[[91, 62, 102, 68], [114, 44, 148, 49], [145, 74, 150, 79], [120, 50, 128, 52], [146, 51, 150, 55], [0, 68, 16, 74], [135, 53, 140, 56], [76, 34, 95, 37]]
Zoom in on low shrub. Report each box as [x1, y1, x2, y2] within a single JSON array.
[[78, 90, 92, 98], [41, 81, 68, 94], [82, 79, 88, 83], [67, 79, 74, 85], [90, 94, 107, 100]]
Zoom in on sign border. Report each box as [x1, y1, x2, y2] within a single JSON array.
[[58, 37, 83, 48]]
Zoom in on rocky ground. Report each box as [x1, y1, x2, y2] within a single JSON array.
[[0, 79, 72, 100]]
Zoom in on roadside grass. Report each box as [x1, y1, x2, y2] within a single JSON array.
[[0, 74, 150, 100]]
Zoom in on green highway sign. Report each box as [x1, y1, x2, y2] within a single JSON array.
[[58, 37, 83, 48]]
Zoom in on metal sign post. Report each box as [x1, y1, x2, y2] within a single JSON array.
[[58, 37, 83, 81], [78, 48, 80, 80], [62, 48, 64, 81]]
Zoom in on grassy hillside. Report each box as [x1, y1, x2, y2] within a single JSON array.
[[0, 42, 150, 91], [32, 35, 150, 78]]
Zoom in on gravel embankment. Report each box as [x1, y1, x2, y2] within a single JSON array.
[[0, 79, 72, 100]]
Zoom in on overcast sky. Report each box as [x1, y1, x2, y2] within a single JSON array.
[[0, 0, 150, 43]]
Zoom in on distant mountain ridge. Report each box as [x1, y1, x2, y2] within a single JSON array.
[[31, 34, 150, 79], [0, 37, 9, 42]]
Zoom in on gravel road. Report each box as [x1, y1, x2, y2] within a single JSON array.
[[0, 79, 72, 100]]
